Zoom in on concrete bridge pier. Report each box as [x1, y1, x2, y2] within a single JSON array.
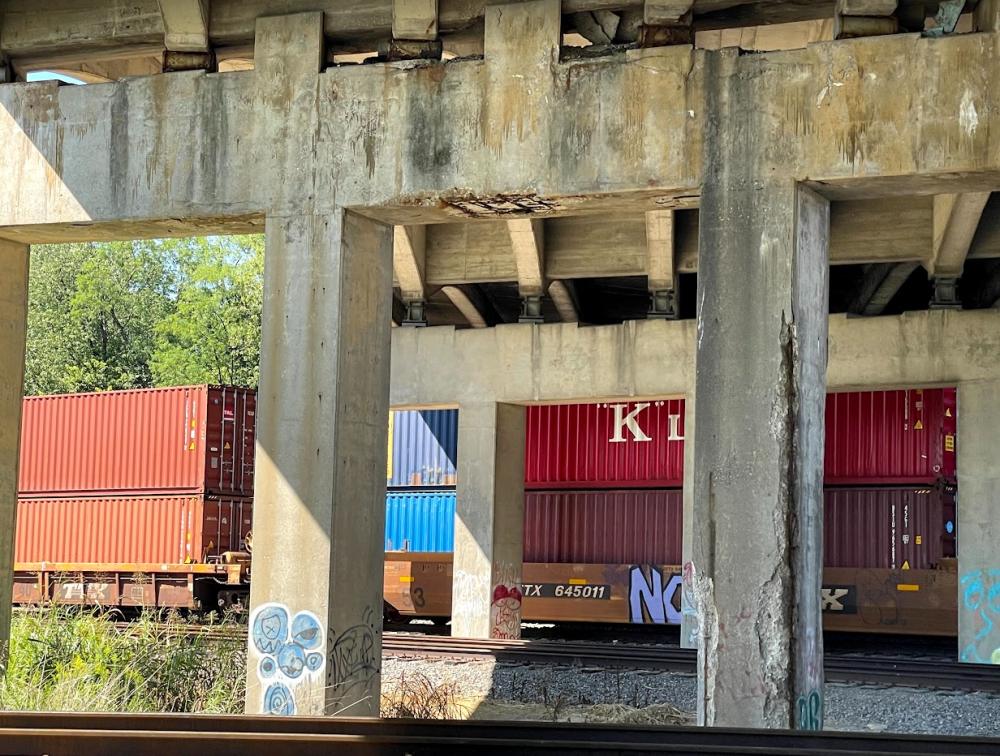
[[451, 402, 526, 640], [692, 50, 829, 731], [0, 240, 28, 675], [957, 381, 1000, 666], [247, 211, 393, 717]]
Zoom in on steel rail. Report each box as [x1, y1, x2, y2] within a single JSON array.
[[0, 715, 998, 756]]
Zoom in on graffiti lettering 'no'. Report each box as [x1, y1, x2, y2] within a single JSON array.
[[629, 565, 683, 624]]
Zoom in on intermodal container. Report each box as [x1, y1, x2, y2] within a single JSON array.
[[825, 388, 956, 484], [19, 386, 256, 497], [387, 409, 458, 487], [14, 494, 253, 565], [384, 491, 455, 552], [525, 401, 686, 489], [523, 489, 683, 564], [823, 485, 954, 570]]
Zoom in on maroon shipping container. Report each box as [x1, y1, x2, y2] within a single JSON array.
[[524, 489, 683, 564], [14, 493, 253, 565], [825, 388, 956, 484], [823, 485, 954, 570], [526, 401, 685, 489], [19, 386, 256, 497]]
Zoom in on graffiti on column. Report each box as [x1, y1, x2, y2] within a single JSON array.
[[491, 562, 522, 639], [250, 603, 326, 716], [628, 565, 683, 624], [326, 606, 380, 706], [960, 569, 1000, 664], [453, 570, 491, 626], [680, 562, 698, 644], [796, 690, 823, 731]]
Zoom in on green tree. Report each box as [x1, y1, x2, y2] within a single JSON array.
[[150, 236, 263, 389], [25, 241, 179, 395]]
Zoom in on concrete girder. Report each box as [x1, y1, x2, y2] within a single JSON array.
[[392, 225, 427, 303], [442, 284, 489, 327], [927, 193, 991, 279], [507, 219, 545, 298], [547, 279, 579, 323], [846, 261, 919, 316], [393, 0, 438, 40], [158, 0, 211, 52]]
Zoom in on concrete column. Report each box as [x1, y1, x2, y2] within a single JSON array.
[[956, 380, 1000, 665], [680, 393, 697, 649], [451, 402, 526, 639], [692, 50, 830, 731], [0, 241, 28, 675], [247, 211, 393, 717]]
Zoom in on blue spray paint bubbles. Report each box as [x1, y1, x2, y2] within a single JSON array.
[[960, 569, 1000, 664], [250, 603, 326, 715]]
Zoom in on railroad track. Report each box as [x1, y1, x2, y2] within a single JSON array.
[[110, 624, 1000, 694], [384, 635, 1000, 694], [0, 712, 998, 756]]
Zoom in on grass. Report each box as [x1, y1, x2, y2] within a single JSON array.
[[0, 607, 246, 713]]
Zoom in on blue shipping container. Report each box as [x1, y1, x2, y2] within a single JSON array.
[[384, 491, 455, 552], [388, 409, 458, 487]]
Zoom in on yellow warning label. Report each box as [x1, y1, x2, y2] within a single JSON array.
[[946, 408, 952, 417], [569, 579, 587, 585], [914, 420, 923, 430], [945, 435, 955, 452], [192, 420, 196, 427], [916, 535, 922, 545], [897, 584, 920, 592], [399, 576, 414, 583], [902, 561, 910, 569], [189, 443, 195, 450], [224, 442, 231, 450]]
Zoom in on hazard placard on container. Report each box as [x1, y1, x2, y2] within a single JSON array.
[[224, 442, 231, 449], [914, 420, 923, 430], [902, 561, 910, 569], [946, 408, 953, 417]]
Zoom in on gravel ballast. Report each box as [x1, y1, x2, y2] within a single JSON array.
[[382, 655, 1000, 737]]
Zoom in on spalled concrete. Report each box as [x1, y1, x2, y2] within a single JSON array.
[[0, 240, 27, 674], [451, 402, 527, 639], [956, 381, 1000, 666]]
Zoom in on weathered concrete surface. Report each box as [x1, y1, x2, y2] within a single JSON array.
[[389, 310, 1000, 407], [956, 381, 1000, 666], [679, 392, 697, 650], [451, 402, 526, 639], [248, 208, 393, 717], [4, 20, 1000, 237], [692, 45, 830, 729], [0, 240, 28, 673]]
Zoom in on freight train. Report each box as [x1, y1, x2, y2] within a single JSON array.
[[11, 386, 960, 637]]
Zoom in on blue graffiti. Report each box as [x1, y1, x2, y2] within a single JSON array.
[[250, 604, 327, 715], [291, 613, 323, 650], [960, 570, 1000, 664], [263, 682, 296, 716], [277, 643, 306, 679], [252, 605, 289, 655]]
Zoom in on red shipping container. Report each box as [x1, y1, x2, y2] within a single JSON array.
[[526, 401, 685, 489], [14, 494, 253, 565], [824, 388, 956, 484], [524, 489, 683, 564], [823, 485, 954, 570], [19, 386, 256, 497]]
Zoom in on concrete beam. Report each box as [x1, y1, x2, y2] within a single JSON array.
[[393, 0, 438, 40], [646, 210, 675, 292], [0, 240, 28, 674], [645, 0, 695, 24], [928, 193, 991, 279], [507, 218, 546, 298], [442, 284, 489, 328], [547, 279, 579, 323], [976, 0, 1000, 31], [846, 262, 918, 316], [158, 0, 211, 52], [393, 225, 427, 302]]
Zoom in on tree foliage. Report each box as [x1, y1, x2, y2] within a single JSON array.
[[24, 235, 263, 396]]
